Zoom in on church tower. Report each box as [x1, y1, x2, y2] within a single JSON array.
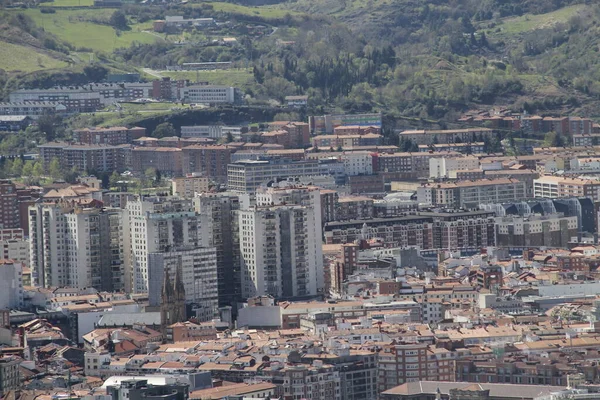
[[160, 264, 186, 336]]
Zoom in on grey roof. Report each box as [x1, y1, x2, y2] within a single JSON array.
[[381, 381, 567, 400], [0, 115, 30, 122], [97, 312, 161, 327]]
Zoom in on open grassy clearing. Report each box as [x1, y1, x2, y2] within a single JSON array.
[[13, 8, 160, 52], [160, 69, 255, 88], [491, 4, 587, 36], [188, 1, 302, 19], [45, 0, 94, 7], [0, 42, 68, 72]]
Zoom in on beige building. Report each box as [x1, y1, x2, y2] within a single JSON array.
[[171, 174, 210, 198], [534, 176, 600, 201], [417, 178, 527, 208], [429, 156, 480, 179]]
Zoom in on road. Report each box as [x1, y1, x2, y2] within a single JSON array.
[[142, 68, 163, 79]]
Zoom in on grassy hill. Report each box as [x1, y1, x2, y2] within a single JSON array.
[[0, 42, 68, 73], [15, 9, 159, 53]]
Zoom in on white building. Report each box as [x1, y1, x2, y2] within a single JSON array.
[[171, 174, 210, 198], [123, 197, 207, 293], [29, 203, 124, 291], [0, 261, 23, 309], [148, 247, 218, 321], [429, 156, 480, 179], [182, 85, 237, 104], [340, 152, 373, 176], [238, 204, 322, 299], [180, 125, 242, 139], [0, 229, 30, 266]]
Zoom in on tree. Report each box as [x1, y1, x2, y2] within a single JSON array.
[[101, 173, 110, 189], [544, 131, 566, 147], [84, 65, 109, 82], [10, 158, 23, 177], [109, 10, 129, 30], [155, 169, 162, 185], [49, 158, 62, 181], [37, 114, 63, 142], [22, 161, 33, 184], [144, 168, 156, 187], [225, 131, 234, 143], [152, 122, 177, 139], [109, 171, 121, 188], [32, 162, 44, 179]]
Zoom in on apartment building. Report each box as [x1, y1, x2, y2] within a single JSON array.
[[9, 88, 102, 112], [324, 211, 495, 250], [374, 152, 462, 179], [131, 147, 182, 177], [182, 145, 234, 183], [29, 203, 124, 291], [484, 169, 539, 198], [263, 364, 341, 400], [0, 181, 21, 230], [237, 204, 323, 299], [0, 229, 30, 266], [417, 178, 527, 208], [73, 126, 146, 145], [340, 152, 374, 176], [534, 176, 600, 201], [399, 128, 493, 145], [171, 174, 210, 198], [123, 197, 206, 293], [90, 82, 153, 104], [312, 134, 383, 149], [418, 142, 485, 153], [304, 349, 378, 400], [151, 77, 188, 100], [193, 192, 241, 307], [495, 214, 578, 248], [378, 342, 453, 393], [420, 210, 496, 250], [0, 357, 20, 396], [0, 260, 23, 310], [38, 142, 131, 172], [572, 133, 600, 147], [0, 102, 67, 119], [429, 156, 480, 179], [148, 247, 218, 321], [455, 359, 573, 386], [180, 125, 243, 139], [227, 159, 323, 193], [181, 85, 238, 104], [324, 215, 434, 247], [336, 196, 374, 220], [309, 112, 382, 134]]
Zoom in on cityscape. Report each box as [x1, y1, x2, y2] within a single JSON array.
[[2, 0, 600, 399]]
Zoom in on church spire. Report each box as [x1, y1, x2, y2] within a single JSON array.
[[162, 267, 174, 302], [174, 264, 185, 298]]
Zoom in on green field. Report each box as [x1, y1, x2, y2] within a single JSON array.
[[189, 1, 302, 19], [0, 42, 68, 72], [15, 9, 160, 52], [494, 4, 586, 35], [45, 0, 94, 7], [160, 69, 255, 88]]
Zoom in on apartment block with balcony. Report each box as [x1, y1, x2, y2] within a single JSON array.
[[237, 204, 323, 299]]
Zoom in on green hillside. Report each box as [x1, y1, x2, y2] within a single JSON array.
[[0, 42, 68, 73], [16, 9, 159, 53]]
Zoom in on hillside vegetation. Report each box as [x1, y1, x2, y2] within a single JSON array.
[[1, 0, 600, 125]]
